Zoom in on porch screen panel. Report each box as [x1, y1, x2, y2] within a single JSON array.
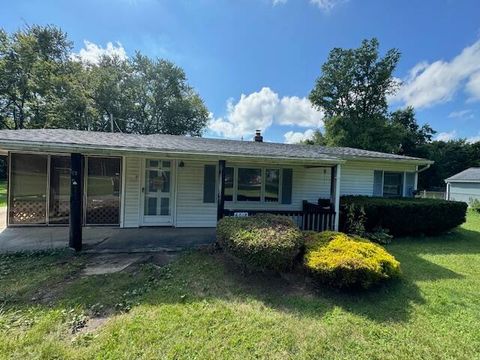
[[49, 156, 71, 224], [9, 153, 48, 224], [86, 157, 121, 224]]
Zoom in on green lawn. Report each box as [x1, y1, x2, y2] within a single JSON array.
[[1, 214, 480, 359], [0, 180, 6, 207]]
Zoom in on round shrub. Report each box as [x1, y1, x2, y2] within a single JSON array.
[[304, 231, 401, 289], [217, 214, 303, 272]]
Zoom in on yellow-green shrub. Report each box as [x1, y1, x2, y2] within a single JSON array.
[[304, 231, 401, 289]]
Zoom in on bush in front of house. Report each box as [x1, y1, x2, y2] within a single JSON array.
[[303, 231, 401, 289], [340, 196, 468, 237], [217, 214, 303, 272]]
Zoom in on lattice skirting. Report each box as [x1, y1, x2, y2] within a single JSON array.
[[10, 199, 47, 224]]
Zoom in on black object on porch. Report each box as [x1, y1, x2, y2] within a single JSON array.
[[69, 153, 83, 251], [223, 201, 336, 232]]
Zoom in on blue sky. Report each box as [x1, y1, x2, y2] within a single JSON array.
[[1, 0, 479, 143]]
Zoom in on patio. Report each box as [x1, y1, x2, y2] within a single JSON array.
[[0, 223, 216, 253]]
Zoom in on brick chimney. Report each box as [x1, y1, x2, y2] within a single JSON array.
[[254, 130, 263, 142]]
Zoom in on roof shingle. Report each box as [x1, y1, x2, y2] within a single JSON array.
[[0, 129, 430, 163], [445, 168, 480, 182]]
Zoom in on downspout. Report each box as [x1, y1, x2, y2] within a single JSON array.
[[414, 164, 431, 197], [416, 164, 431, 174]]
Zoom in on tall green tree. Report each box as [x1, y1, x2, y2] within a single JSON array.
[[389, 106, 435, 156], [309, 38, 401, 152], [0, 25, 209, 136], [0, 25, 72, 129], [417, 140, 480, 190]]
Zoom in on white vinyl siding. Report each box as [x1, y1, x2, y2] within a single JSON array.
[[175, 160, 218, 227], [122, 157, 141, 227], [122, 157, 420, 228], [340, 161, 417, 196], [448, 182, 480, 204], [174, 161, 331, 227]]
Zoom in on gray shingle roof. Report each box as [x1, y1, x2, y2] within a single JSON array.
[[445, 168, 480, 182], [0, 129, 430, 163]]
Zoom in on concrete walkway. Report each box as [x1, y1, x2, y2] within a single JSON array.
[[0, 225, 216, 253]]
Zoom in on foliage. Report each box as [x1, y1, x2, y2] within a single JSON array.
[[0, 25, 209, 135], [340, 196, 468, 237], [389, 106, 436, 156], [469, 198, 480, 213], [216, 214, 303, 272], [301, 129, 327, 145], [367, 226, 393, 245], [303, 231, 401, 289], [307, 39, 437, 155], [416, 140, 480, 190], [309, 38, 401, 152], [344, 203, 366, 235], [343, 203, 392, 244]]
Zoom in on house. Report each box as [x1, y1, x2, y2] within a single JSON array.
[[445, 167, 480, 204], [0, 129, 432, 250]]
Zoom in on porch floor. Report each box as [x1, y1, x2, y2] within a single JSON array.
[[0, 224, 216, 253]]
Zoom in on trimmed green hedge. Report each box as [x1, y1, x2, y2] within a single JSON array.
[[304, 231, 401, 289], [217, 214, 303, 272], [340, 196, 468, 237]]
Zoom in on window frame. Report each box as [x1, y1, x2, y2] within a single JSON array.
[[224, 166, 284, 204], [84, 155, 123, 226], [381, 171, 405, 198]]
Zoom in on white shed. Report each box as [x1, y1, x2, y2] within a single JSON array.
[[445, 168, 480, 204]]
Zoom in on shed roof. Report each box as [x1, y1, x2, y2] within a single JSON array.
[[445, 168, 480, 182], [0, 129, 431, 164]]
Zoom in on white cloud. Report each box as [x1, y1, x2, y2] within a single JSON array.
[[448, 109, 474, 119], [393, 40, 480, 108], [209, 87, 324, 139], [310, 0, 344, 11], [435, 130, 457, 142], [284, 129, 316, 144], [71, 40, 128, 65], [466, 71, 480, 101], [467, 134, 480, 144], [272, 0, 287, 5]]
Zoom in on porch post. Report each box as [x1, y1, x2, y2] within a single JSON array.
[[69, 153, 83, 251], [333, 164, 341, 231], [217, 160, 226, 221], [330, 166, 336, 206]]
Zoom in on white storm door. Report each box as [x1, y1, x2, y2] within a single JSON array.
[[141, 159, 174, 225]]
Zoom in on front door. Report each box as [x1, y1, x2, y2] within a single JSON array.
[[141, 159, 174, 226]]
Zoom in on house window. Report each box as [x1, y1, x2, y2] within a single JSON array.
[[224, 167, 234, 201], [237, 168, 262, 202], [85, 157, 121, 225], [265, 169, 280, 202], [383, 172, 403, 197], [9, 153, 48, 224]]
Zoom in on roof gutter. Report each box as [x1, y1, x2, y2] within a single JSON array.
[[339, 155, 434, 166]]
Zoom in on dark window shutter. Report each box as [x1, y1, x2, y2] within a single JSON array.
[[281, 168, 293, 204], [373, 170, 383, 197], [203, 165, 216, 203], [405, 172, 416, 197]]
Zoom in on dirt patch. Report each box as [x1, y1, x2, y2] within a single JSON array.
[[82, 253, 149, 276]]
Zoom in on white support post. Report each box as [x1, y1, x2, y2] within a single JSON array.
[[334, 164, 341, 231]]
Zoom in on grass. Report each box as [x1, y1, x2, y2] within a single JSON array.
[[1, 214, 480, 359], [0, 180, 6, 207]]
